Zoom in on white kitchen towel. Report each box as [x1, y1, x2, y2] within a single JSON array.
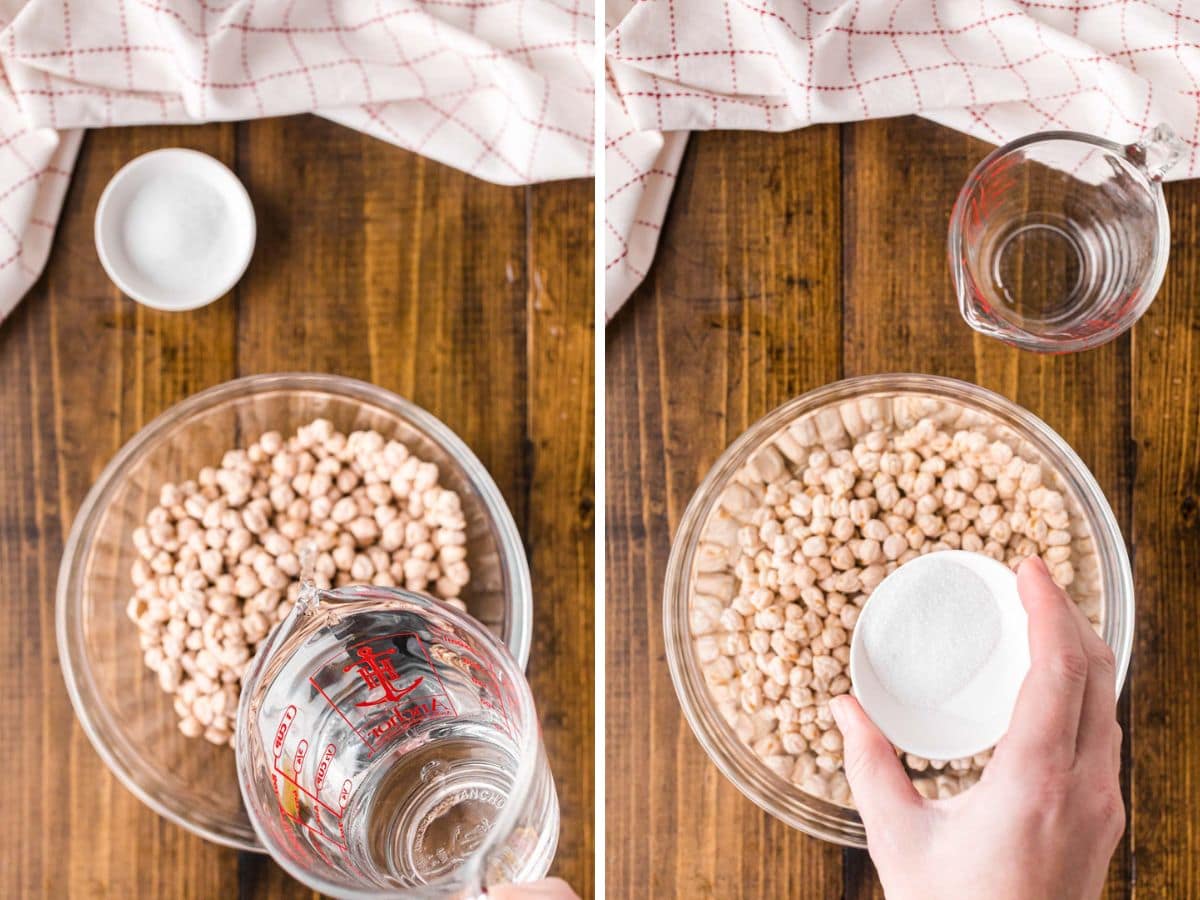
[[0, 0, 594, 322], [606, 0, 1200, 317]]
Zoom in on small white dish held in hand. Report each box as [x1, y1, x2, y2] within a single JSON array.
[[95, 148, 255, 311], [849, 550, 1030, 761]]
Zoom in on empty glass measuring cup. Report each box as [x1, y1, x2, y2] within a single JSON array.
[[235, 583, 558, 899], [949, 124, 1184, 353]]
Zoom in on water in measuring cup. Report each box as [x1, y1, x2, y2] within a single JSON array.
[[252, 605, 531, 891], [964, 151, 1161, 341], [348, 732, 517, 881]]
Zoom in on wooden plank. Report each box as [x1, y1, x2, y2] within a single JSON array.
[[840, 116, 1134, 899], [234, 116, 530, 501], [527, 179, 596, 897], [606, 125, 843, 899], [1130, 177, 1200, 898], [0, 123, 240, 900]]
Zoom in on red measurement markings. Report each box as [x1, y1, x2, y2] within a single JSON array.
[[430, 628, 474, 654], [309, 677, 374, 750], [428, 627, 513, 737], [315, 743, 336, 791], [455, 650, 514, 739], [273, 705, 297, 761], [367, 694, 453, 743], [273, 762, 346, 821], [339, 779, 353, 810], [336, 813, 368, 881], [275, 788, 370, 882], [293, 739, 309, 775], [482, 654, 514, 735], [310, 631, 458, 755], [302, 819, 337, 869], [342, 631, 458, 718], [411, 631, 458, 719], [277, 802, 339, 868], [276, 804, 313, 867], [273, 758, 344, 868], [343, 644, 424, 707]]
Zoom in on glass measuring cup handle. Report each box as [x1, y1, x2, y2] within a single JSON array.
[[1124, 123, 1186, 182]]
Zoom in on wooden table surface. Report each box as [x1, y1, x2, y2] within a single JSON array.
[[607, 118, 1199, 898], [0, 117, 594, 898]]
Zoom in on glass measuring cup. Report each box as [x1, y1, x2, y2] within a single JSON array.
[[949, 124, 1184, 353], [235, 583, 558, 898]]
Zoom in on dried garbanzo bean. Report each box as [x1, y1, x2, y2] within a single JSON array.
[[126, 419, 470, 747]]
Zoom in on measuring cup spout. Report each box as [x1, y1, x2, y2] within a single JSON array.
[[295, 581, 322, 612], [1125, 123, 1185, 182]]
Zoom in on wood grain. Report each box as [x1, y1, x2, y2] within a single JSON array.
[[527, 180, 596, 892], [606, 125, 843, 899], [1131, 176, 1200, 899], [0, 124, 244, 900], [606, 117, 1170, 898], [0, 116, 594, 898]]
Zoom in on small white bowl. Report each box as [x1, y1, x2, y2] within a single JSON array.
[[849, 550, 1031, 761], [95, 148, 255, 311]]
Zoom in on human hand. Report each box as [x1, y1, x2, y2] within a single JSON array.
[[488, 877, 580, 899], [830, 557, 1124, 900]]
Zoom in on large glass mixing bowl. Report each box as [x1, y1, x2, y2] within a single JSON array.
[[57, 373, 531, 851], [664, 374, 1133, 847]]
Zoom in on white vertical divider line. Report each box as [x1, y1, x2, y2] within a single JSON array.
[[593, 2, 607, 894]]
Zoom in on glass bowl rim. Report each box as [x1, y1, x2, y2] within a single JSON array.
[[662, 373, 1134, 847], [55, 372, 532, 852]]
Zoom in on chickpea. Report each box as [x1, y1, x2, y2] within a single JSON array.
[[128, 421, 469, 746]]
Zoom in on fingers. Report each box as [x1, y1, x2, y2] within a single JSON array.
[[489, 878, 580, 900], [1064, 596, 1121, 775], [830, 694, 922, 829], [995, 558, 1089, 771], [1111, 725, 1123, 776]]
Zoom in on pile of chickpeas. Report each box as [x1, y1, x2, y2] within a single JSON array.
[[689, 395, 1102, 806], [125, 419, 470, 747]]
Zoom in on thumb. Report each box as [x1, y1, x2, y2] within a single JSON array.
[[830, 694, 922, 829]]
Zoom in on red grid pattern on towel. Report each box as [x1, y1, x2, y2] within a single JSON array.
[[0, 0, 595, 321], [605, 0, 1200, 314]]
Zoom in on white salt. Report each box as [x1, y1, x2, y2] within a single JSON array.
[[121, 171, 228, 292], [862, 557, 1001, 710]]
